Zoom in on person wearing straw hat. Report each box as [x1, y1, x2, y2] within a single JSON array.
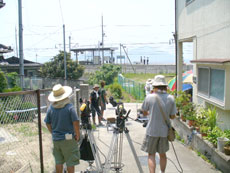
[[90, 84, 103, 126], [44, 84, 80, 173], [141, 75, 177, 173]]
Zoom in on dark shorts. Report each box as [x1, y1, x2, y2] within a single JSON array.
[[141, 135, 169, 154], [53, 139, 80, 167]]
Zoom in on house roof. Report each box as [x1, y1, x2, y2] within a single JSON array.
[[190, 59, 230, 64], [0, 44, 13, 53], [5, 56, 41, 65]]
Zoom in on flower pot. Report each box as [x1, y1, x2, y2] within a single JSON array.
[[181, 115, 186, 122], [187, 120, 195, 127], [224, 146, 230, 155], [217, 137, 230, 153], [201, 133, 207, 137]]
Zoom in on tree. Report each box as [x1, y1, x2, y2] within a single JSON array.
[[40, 51, 84, 80], [88, 64, 121, 85], [0, 69, 7, 92]]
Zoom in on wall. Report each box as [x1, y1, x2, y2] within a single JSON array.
[[177, 0, 230, 130], [83, 64, 192, 74]]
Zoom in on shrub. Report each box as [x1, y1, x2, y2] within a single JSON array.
[[206, 126, 224, 147], [0, 69, 7, 92], [109, 83, 122, 99]]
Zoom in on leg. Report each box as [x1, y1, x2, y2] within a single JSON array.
[[67, 166, 74, 173], [95, 105, 102, 124], [91, 106, 96, 124], [55, 164, 63, 173], [159, 153, 167, 173], [148, 153, 156, 173]]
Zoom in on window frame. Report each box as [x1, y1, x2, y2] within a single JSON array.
[[197, 67, 226, 106], [186, 0, 195, 6]]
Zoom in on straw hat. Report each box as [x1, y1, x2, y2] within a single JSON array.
[[93, 84, 100, 89], [48, 84, 72, 102], [152, 75, 168, 86]]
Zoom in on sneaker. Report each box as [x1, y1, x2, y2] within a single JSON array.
[[101, 118, 106, 121], [97, 122, 104, 127]]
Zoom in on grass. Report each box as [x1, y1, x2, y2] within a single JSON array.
[[17, 124, 38, 137], [123, 73, 175, 84]]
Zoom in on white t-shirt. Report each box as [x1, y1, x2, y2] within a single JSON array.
[[142, 92, 177, 137]]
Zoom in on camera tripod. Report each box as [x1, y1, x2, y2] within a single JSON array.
[[81, 124, 103, 173], [104, 110, 144, 173]]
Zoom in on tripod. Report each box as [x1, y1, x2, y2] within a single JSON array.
[[81, 124, 103, 173], [104, 110, 144, 173]]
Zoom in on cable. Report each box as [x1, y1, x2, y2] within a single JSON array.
[[169, 141, 183, 173]]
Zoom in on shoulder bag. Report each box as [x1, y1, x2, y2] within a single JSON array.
[[155, 95, 175, 142]]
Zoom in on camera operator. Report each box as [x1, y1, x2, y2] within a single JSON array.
[[141, 75, 177, 173], [90, 84, 103, 126]]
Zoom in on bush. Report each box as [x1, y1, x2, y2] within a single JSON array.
[[0, 69, 7, 92], [3, 86, 22, 93], [109, 83, 122, 99]]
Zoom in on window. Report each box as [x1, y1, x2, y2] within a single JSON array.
[[198, 67, 225, 102], [186, 0, 195, 6]]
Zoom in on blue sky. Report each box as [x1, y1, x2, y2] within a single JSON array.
[[0, 0, 193, 64]]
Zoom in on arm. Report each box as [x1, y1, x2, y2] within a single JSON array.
[[46, 123, 52, 133], [73, 121, 80, 141]]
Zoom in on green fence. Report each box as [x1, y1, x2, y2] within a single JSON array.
[[118, 74, 145, 100]]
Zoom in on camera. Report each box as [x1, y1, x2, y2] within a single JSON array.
[[109, 96, 127, 116], [80, 99, 91, 126]]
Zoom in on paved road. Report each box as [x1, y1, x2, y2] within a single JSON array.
[[75, 103, 221, 173]]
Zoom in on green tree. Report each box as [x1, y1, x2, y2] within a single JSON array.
[[7, 72, 19, 88], [0, 69, 7, 92], [40, 51, 85, 80], [88, 64, 121, 85]]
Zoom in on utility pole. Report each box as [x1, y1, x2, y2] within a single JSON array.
[[69, 36, 71, 53], [63, 24, 67, 85], [121, 45, 135, 73], [101, 15, 104, 65], [18, 0, 24, 89], [120, 43, 122, 64]]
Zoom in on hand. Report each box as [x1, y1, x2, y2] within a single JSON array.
[[75, 135, 80, 142]]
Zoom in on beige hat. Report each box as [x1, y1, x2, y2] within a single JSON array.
[[152, 75, 168, 86], [48, 84, 72, 102], [93, 84, 100, 89]]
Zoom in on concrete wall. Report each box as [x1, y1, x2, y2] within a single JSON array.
[[177, 0, 230, 130], [83, 64, 192, 74]]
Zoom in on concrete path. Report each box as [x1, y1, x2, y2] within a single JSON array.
[[75, 103, 221, 173]]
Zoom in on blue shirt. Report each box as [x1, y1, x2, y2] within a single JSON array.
[[44, 103, 79, 141]]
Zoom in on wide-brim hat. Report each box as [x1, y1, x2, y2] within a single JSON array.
[[93, 84, 100, 89], [48, 84, 72, 102], [152, 75, 168, 86]]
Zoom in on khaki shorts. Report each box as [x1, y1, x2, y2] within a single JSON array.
[[141, 135, 169, 154], [53, 139, 80, 167]]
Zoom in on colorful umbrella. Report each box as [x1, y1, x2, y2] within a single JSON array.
[[168, 71, 193, 91]]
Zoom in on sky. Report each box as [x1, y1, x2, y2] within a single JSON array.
[[0, 0, 193, 64]]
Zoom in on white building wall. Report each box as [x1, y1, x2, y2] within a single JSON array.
[[177, 0, 230, 130]]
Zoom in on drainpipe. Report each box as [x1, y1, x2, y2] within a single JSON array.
[[174, 0, 178, 96]]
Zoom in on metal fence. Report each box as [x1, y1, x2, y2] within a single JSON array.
[[0, 88, 81, 173], [118, 74, 145, 100], [16, 76, 84, 90]]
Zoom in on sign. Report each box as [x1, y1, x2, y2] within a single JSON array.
[[117, 55, 125, 59]]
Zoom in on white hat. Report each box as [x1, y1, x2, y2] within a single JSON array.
[[48, 84, 72, 102], [93, 84, 100, 89], [152, 75, 168, 86]]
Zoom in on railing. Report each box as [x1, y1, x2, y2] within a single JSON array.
[[118, 74, 145, 100]]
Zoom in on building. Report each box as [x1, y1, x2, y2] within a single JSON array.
[[0, 56, 42, 77], [176, 0, 230, 129]]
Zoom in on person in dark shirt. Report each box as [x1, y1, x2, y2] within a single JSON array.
[[90, 84, 102, 126]]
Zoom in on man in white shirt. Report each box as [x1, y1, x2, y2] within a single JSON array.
[[141, 75, 177, 173]]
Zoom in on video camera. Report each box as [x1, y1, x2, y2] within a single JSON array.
[[109, 96, 127, 116], [79, 98, 91, 126]]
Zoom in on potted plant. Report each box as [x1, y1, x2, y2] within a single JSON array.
[[224, 141, 230, 155], [200, 126, 209, 137]]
